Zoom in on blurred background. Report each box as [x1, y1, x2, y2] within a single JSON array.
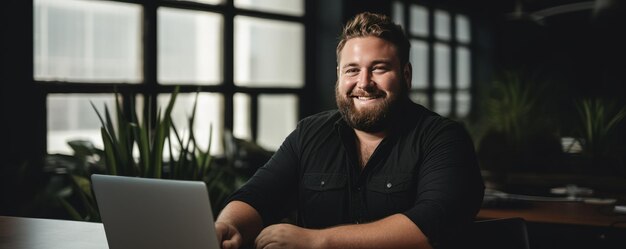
[[1, 0, 625, 247]]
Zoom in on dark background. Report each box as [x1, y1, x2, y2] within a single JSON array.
[[2, 1, 625, 245]]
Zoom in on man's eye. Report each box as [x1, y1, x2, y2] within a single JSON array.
[[372, 67, 388, 73], [345, 68, 359, 74]]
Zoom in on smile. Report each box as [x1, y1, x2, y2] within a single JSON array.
[[354, 96, 380, 100]]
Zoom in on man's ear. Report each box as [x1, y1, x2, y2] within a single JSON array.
[[336, 66, 340, 77], [403, 63, 412, 89]]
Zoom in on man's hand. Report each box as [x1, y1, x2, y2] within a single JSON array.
[[216, 221, 243, 249], [254, 223, 323, 249]]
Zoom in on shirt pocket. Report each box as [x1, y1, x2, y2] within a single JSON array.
[[303, 173, 347, 191], [300, 173, 348, 228], [366, 174, 414, 217]]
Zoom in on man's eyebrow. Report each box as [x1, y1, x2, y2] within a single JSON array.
[[371, 59, 393, 65], [340, 63, 359, 69], [340, 60, 393, 69]]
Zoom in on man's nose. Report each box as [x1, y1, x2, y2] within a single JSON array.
[[356, 70, 373, 89]]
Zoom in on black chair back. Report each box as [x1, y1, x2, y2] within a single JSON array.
[[465, 217, 530, 249]]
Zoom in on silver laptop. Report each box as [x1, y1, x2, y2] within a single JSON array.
[[91, 174, 220, 249]]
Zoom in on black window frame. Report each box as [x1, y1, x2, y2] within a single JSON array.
[[392, 0, 475, 120], [35, 0, 313, 153]]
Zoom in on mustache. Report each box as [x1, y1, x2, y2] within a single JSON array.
[[348, 88, 386, 98]]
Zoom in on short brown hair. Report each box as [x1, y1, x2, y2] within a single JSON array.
[[336, 12, 411, 66]]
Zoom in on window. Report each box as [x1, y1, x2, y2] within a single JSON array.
[[392, 1, 473, 119], [35, 0, 306, 155]]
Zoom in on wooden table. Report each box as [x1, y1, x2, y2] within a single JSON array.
[[478, 201, 626, 228], [0, 216, 108, 249]]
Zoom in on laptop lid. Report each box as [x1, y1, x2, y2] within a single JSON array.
[[91, 174, 220, 249]]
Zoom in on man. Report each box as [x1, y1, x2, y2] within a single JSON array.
[[215, 12, 484, 249]]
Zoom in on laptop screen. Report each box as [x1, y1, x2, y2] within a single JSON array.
[[91, 174, 221, 249]]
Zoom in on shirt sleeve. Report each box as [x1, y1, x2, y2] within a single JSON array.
[[225, 125, 301, 226], [402, 120, 485, 247]]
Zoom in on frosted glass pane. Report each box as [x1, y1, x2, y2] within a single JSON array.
[[34, 0, 142, 83], [158, 93, 224, 155], [434, 43, 450, 89], [456, 14, 471, 43], [410, 92, 429, 108], [158, 8, 223, 85], [434, 92, 451, 116], [456, 90, 471, 118], [257, 94, 298, 151], [409, 5, 428, 36], [47, 94, 116, 154], [410, 40, 428, 89], [235, 0, 304, 16], [235, 16, 304, 87], [233, 93, 252, 140], [434, 10, 450, 40], [392, 1, 404, 27], [457, 47, 471, 89]]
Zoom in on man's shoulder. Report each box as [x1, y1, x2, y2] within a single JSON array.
[[299, 109, 342, 126], [406, 102, 464, 132]]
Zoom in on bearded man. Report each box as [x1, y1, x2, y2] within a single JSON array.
[[215, 12, 484, 249]]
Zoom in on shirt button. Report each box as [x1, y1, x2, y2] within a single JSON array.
[[320, 180, 325, 186], [386, 182, 392, 189]]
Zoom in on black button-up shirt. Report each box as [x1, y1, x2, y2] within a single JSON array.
[[228, 101, 484, 244]]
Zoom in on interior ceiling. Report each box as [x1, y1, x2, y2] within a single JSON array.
[[474, 0, 623, 26]]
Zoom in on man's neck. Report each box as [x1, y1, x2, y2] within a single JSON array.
[[353, 129, 386, 144], [354, 129, 386, 168]]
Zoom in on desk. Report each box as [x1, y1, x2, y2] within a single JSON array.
[[0, 216, 108, 249], [478, 201, 626, 228], [479, 202, 626, 249]]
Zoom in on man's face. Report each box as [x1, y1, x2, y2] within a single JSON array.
[[336, 36, 411, 132]]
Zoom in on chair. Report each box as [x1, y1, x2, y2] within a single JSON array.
[[463, 217, 531, 249], [444, 217, 530, 249]]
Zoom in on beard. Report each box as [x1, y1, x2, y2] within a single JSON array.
[[335, 80, 407, 133]]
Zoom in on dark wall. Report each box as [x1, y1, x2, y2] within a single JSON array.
[[309, 0, 344, 114], [492, 1, 626, 133], [1, 0, 47, 216]]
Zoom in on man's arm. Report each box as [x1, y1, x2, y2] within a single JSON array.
[[255, 214, 432, 249], [216, 201, 263, 249]]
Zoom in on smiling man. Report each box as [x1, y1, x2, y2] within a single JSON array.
[[215, 12, 484, 249]]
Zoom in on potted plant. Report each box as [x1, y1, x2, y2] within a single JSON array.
[[59, 87, 244, 221], [574, 98, 626, 175], [475, 71, 562, 188]]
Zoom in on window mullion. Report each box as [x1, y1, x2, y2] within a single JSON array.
[[450, 12, 458, 118], [223, 0, 235, 133]]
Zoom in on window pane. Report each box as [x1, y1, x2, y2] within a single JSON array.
[[235, 16, 304, 87], [456, 14, 471, 43], [434, 10, 450, 40], [47, 94, 115, 154], [34, 0, 142, 83], [456, 90, 471, 118], [410, 92, 429, 108], [457, 46, 471, 89], [410, 40, 428, 89], [434, 92, 451, 116], [392, 1, 404, 27], [158, 8, 223, 85], [434, 43, 450, 89], [409, 4, 428, 36], [257, 94, 298, 151], [158, 93, 224, 155], [233, 93, 252, 140], [235, 0, 304, 16]]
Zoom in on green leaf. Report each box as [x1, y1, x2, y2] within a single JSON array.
[[101, 127, 118, 175]]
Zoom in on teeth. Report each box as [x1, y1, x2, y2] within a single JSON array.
[[357, 96, 376, 100]]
